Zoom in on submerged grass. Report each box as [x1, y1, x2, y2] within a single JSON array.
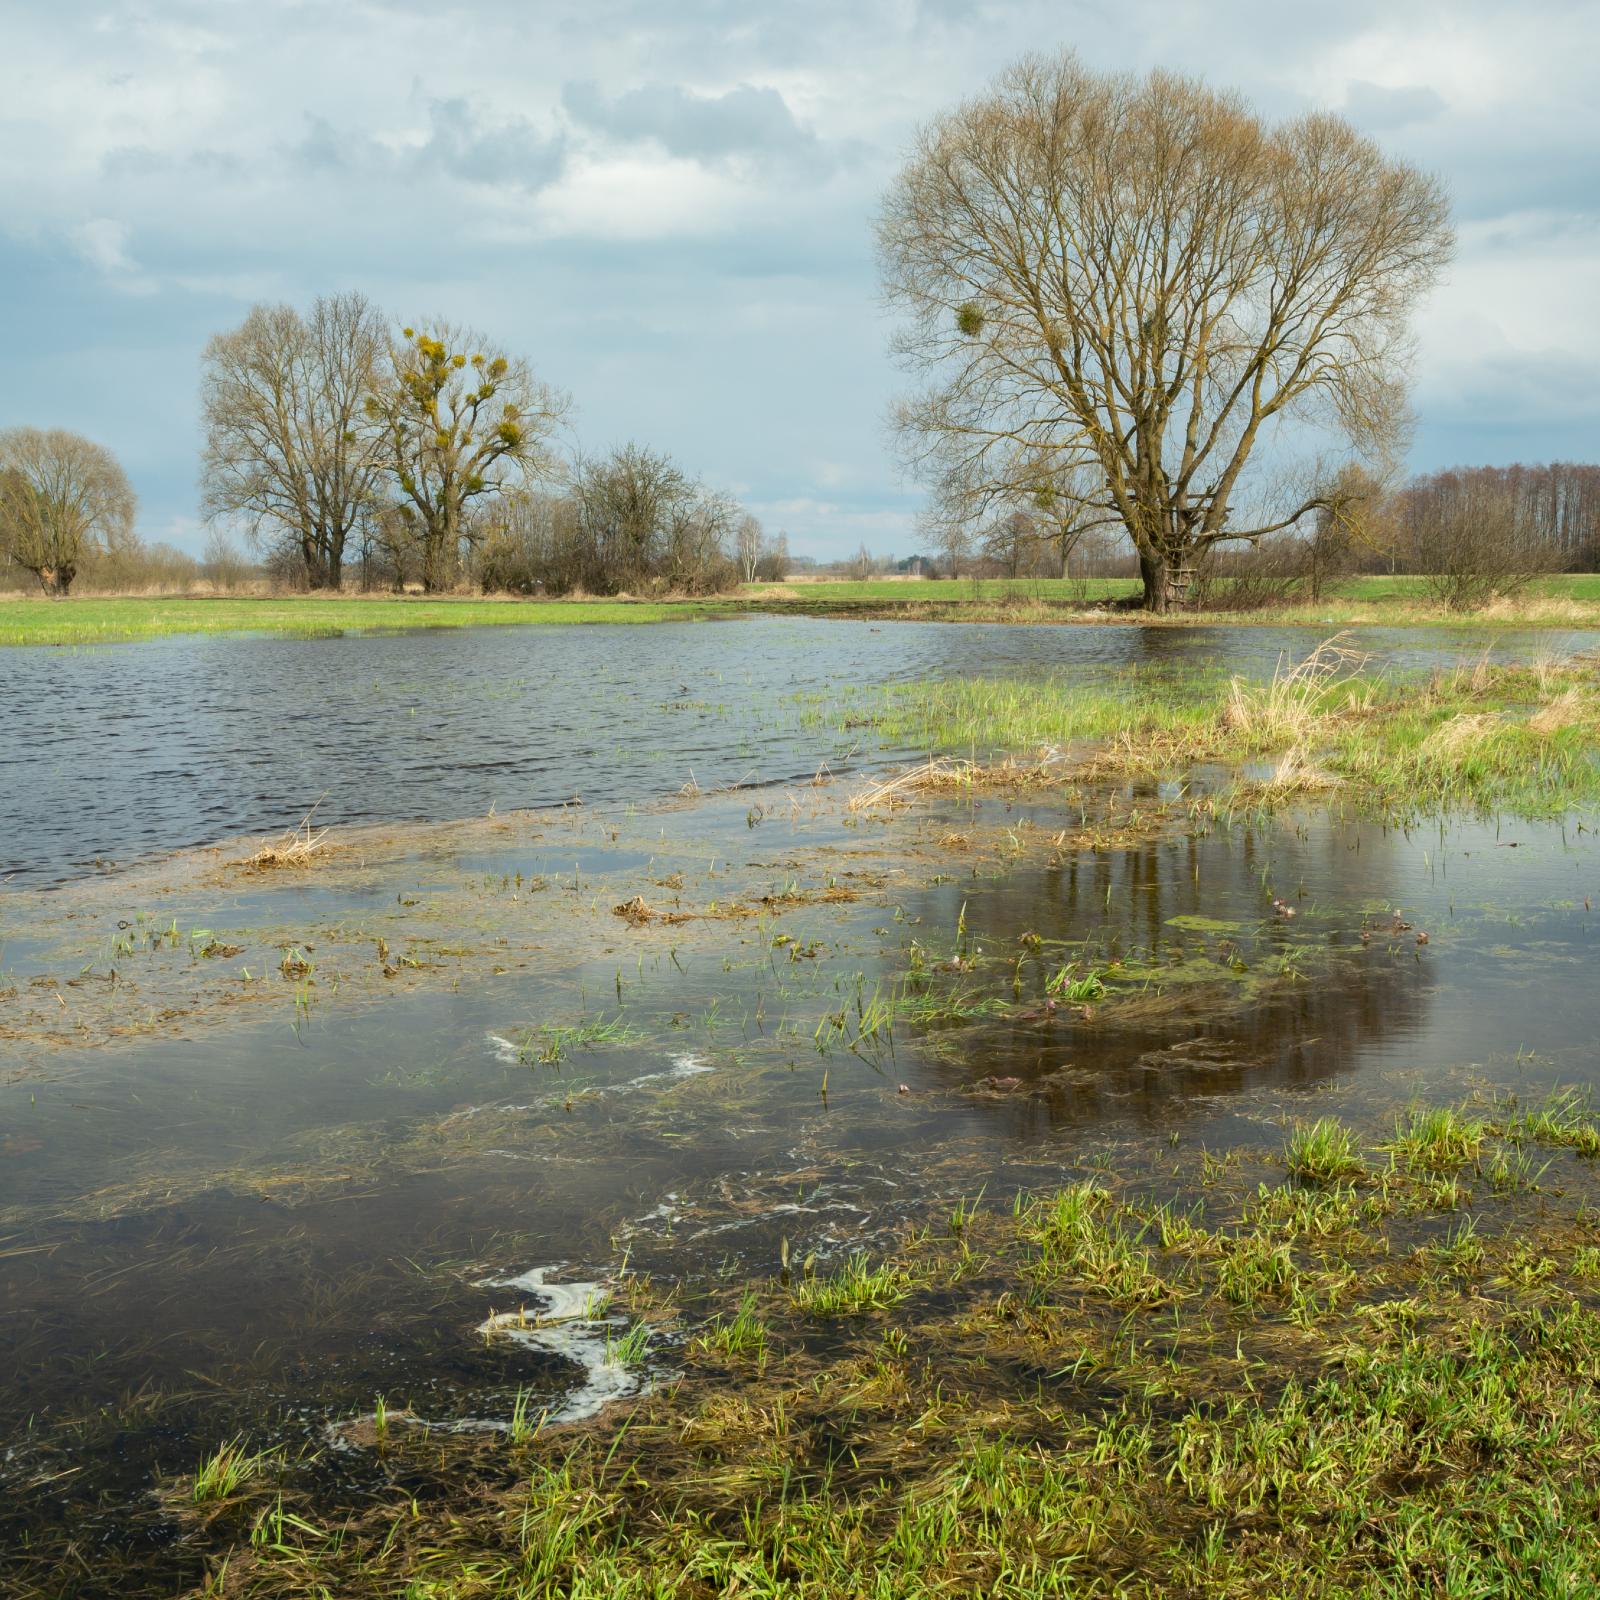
[[198, 1092, 1600, 1599], [516, 1015, 641, 1065]]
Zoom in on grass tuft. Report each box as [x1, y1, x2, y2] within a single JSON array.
[[1284, 1117, 1365, 1182]]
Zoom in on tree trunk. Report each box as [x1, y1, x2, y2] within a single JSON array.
[[1139, 549, 1190, 613], [422, 525, 451, 593]]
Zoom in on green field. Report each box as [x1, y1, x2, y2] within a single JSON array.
[[6, 573, 1600, 646], [0, 593, 722, 647], [757, 572, 1600, 615]]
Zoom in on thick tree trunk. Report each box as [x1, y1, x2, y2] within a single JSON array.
[[36, 564, 75, 596], [1138, 549, 1189, 613], [422, 530, 451, 593]]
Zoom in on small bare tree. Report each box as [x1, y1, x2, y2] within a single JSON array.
[[0, 428, 137, 595], [753, 528, 790, 581], [200, 529, 252, 591], [735, 511, 764, 583], [367, 324, 568, 592], [879, 51, 1453, 611], [201, 292, 388, 590]]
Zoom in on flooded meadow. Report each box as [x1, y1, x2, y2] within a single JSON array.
[[3, 617, 1600, 1596]]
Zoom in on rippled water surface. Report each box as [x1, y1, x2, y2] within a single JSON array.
[[4, 615, 1593, 885]]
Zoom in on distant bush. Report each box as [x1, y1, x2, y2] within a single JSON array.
[[1399, 470, 1561, 610]]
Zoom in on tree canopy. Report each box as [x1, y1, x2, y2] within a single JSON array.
[[0, 428, 137, 595], [878, 51, 1454, 610]]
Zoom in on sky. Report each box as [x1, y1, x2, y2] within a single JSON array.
[[2, 0, 1596, 561]]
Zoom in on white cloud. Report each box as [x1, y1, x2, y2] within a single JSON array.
[[533, 154, 743, 239], [69, 218, 136, 274]]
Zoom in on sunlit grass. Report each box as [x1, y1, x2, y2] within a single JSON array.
[[0, 594, 722, 646], [191, 1436, 275, 1504], [168, 1090, 1600, 1599], [808, 651, 1600, 818], [792, 1255, 916, 1316], [1284, 1117, 1365, 1182]]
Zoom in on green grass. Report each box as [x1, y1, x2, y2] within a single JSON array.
[[10, 571, 1600, 645], [190, 1436, 275, 1504], [791, 1254, 916, 1316], [515, 1014, 641, 1065], [693, 1293, 769, 1362], [753, 571, 1600, 626], [0, 593, 721, 646], [807, 651, 1600, 819], [203, 1094, 1600, 1598], [1284, 1117, 1366, 1182], [1387, 1105, 1489, 1172]]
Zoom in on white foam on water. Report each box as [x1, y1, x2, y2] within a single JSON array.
[[476, 1265, 647, 1424], [481, 1264, 610, 1321], [610, 1051, 713, 1093], [482, 1037, 714, 1098]]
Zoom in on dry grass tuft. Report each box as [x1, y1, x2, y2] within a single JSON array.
[[231, 801, 331, 871], [1421, 711, 1507, 758], [849, 758, 970, 811], [1255, 746, 1338, 794], [1220, 633, 1368, 744], [1528, 685, 1591, 735]]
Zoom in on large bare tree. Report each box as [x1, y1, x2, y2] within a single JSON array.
[[366, 324, 568, 592], [878, 52, 1453, 611], [0, 428, 137, 595], [201, 292, 388, 590]]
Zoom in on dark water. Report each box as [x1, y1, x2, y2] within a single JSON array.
[[2, 620, 1598, 1592], [3, 615, 1592, 886]]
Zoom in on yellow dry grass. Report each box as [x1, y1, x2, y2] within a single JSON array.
[[1528, 685, 1592, 735], [230, 800, 331, 871], [1220, 632, 1369, 745]]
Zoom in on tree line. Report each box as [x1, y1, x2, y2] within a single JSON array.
[[926, 460, 1600, 608], [3, 50, 1595, 608], [200, 294, 785, 595], [1, 293, 785, 597]]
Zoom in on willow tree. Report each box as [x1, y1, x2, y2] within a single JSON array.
[[0, 428, 137, 594], [201, 292, 388, 590], [367, 325, 568, 592], [878, 52, 1453, 611]]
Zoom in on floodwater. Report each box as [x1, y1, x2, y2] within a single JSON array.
[[2, 614, 1593, 886], [1, 619, 1597, 1595]]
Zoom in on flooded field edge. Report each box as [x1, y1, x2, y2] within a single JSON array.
[[2, 630, 1598, 1597]]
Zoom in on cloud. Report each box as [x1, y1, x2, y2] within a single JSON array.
[[1342, 79, 1447, 129], [561, 80, 830, 171], [69, 218, 136, 274], [1, 0, 1597, 559], [293, 100, 567, 191]]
